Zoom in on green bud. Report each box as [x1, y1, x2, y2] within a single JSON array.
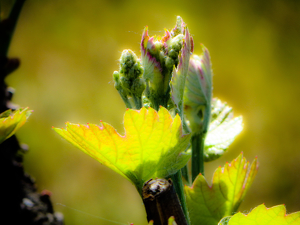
[[168, 49, 178, 59], [165, 56, 175, 70], [113, 70, 131, 108], [133, 62, 144, 77], [120, 76, 131, 92], [171, 16, 185, 37], [132, 78, 146, 97], [113, 71, 120, 83], [113, 49, 146, 109], [170, 34, 184, 51], [149, 41, 163, 56], [113, 71, 122, 91], [140, 17, 192, 110], [119, 49, 143, 80]]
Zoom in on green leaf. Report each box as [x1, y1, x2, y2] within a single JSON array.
[[226, 204, 300, 225], [0, 107, 32, 144], [204, 98, 243, 162], [184, 153, 258, 225], [54, 107, 191, 192]]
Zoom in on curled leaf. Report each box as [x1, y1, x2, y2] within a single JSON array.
[[171, 25, 192, 113], [183, 45, 212, 134], [185, 153, 258, 225], [0, 107, 32, 144], [54, 107, 191, 192]]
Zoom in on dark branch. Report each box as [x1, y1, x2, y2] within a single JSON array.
[[142, 178, 188, 225]]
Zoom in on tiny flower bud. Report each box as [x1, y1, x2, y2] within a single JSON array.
[[113, 49, 145, 109], [120, 76, 131, 92], [113, 71, 120, 82], [132, 78, 146, 97], [165, 57, 175, 71], [168, 49, 178, 60], [119, 49, 142, 80]]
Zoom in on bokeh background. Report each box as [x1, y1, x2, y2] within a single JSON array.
[[2, 0, 300, 224]]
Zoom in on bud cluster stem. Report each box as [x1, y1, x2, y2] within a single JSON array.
[[191, 132, 205, 181]]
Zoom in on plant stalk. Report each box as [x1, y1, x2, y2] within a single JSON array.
[[133, 95, 142, 109], [170, 171, 190, 225], [142, 178, 188, 225], [191, 132, 205, 181], [181, 165, 190, 184]]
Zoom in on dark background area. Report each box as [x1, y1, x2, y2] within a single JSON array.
[[2, 0, 300, 224]]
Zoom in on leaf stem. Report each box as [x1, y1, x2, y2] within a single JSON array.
[[170, 171, 190, 225], [133, 95, 142, 109], [181, 165, 190, 185], [171, 103, 191, 223], [191, 132, 205, 181], [116, 90, 132, 108]]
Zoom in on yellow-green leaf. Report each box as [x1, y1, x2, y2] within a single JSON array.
[[184, 153, 258, 225], [227, 204, 300, 225], [0, 108, 32, 144], [54, 107, 191, 191], [168, 216, 177, 225]]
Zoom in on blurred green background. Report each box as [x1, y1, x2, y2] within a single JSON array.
[[2, 0, 300, 224]]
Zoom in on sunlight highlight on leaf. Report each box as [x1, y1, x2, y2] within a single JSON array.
[[54, 107, 191, 191], [0, 107, 32, 144], [184, 153, 258, 225]]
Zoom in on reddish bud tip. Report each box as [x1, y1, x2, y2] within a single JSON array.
[[41, 189, 52, 197]]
